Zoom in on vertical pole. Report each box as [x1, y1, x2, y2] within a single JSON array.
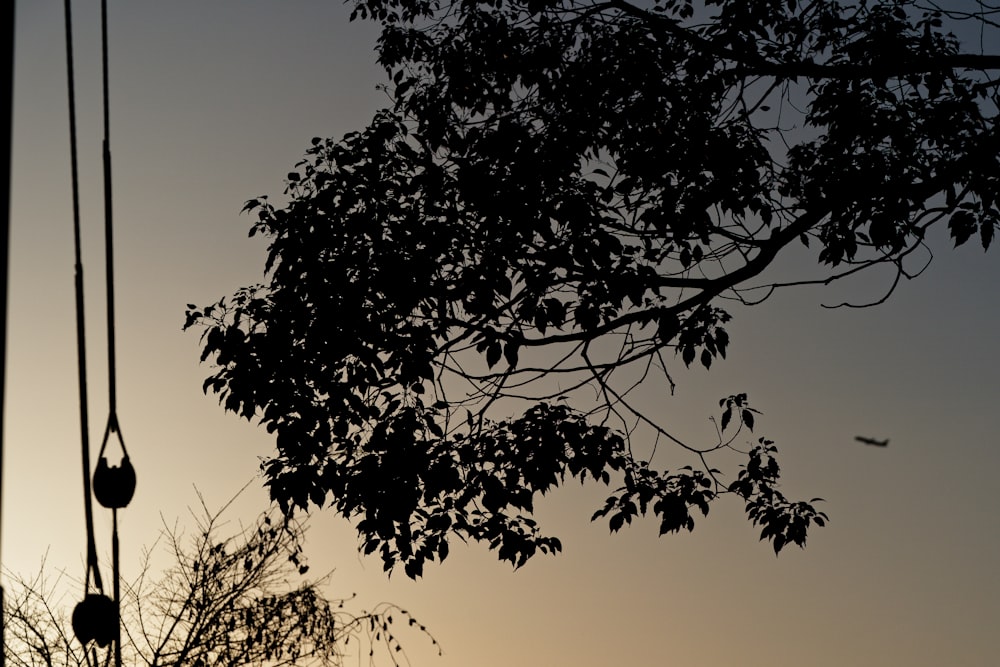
[[0, 1, 17, 664]]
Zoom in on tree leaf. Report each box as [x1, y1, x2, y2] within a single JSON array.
[[486, 342, 502, 369], [503, 341, 520, 367], [981, 219, 995, 250]]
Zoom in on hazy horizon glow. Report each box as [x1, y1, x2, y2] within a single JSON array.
[[6, 2, 999, 665]]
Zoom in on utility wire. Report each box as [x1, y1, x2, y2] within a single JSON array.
[[101, 0, 117, 419], [98, 3, 127, 666], [64, 0, 104, 597]]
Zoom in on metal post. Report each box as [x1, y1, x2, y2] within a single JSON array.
[[0, 0, 18, 664]]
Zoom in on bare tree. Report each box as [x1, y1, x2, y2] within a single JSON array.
[[3, 492, 437, 666]]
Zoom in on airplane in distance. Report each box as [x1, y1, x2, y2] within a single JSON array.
[[854, 436, 889, 447]]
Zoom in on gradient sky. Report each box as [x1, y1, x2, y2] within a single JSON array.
[[7, 1, 1000, 665]]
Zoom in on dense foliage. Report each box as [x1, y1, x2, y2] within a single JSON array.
[[187, 0, 999, 576]]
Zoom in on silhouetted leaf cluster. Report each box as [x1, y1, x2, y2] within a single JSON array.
[[728, 439, 828, 554], [188, 0, 1000, 574]]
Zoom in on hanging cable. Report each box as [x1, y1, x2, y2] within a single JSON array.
[[94, 0, 133, 478], [95, 3, 134, 666], [62, 0, 134, 658], [65, 0, 119, 657], [63, 0, 104, 599], [92, 0, 133, 486], [100, 0, 117, 419]]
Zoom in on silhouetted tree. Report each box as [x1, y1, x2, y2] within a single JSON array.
[[3, 494, 435, 665], [186, 0, 999, 576]]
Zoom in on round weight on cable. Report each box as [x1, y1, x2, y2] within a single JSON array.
[[72, 593, 117, 647], [93, 454, 136, 508]]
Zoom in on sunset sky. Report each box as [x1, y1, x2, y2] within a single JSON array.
[[7, 1, 1000, 665]]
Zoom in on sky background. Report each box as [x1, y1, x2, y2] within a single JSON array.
[[7, 1, 1000, 665]]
